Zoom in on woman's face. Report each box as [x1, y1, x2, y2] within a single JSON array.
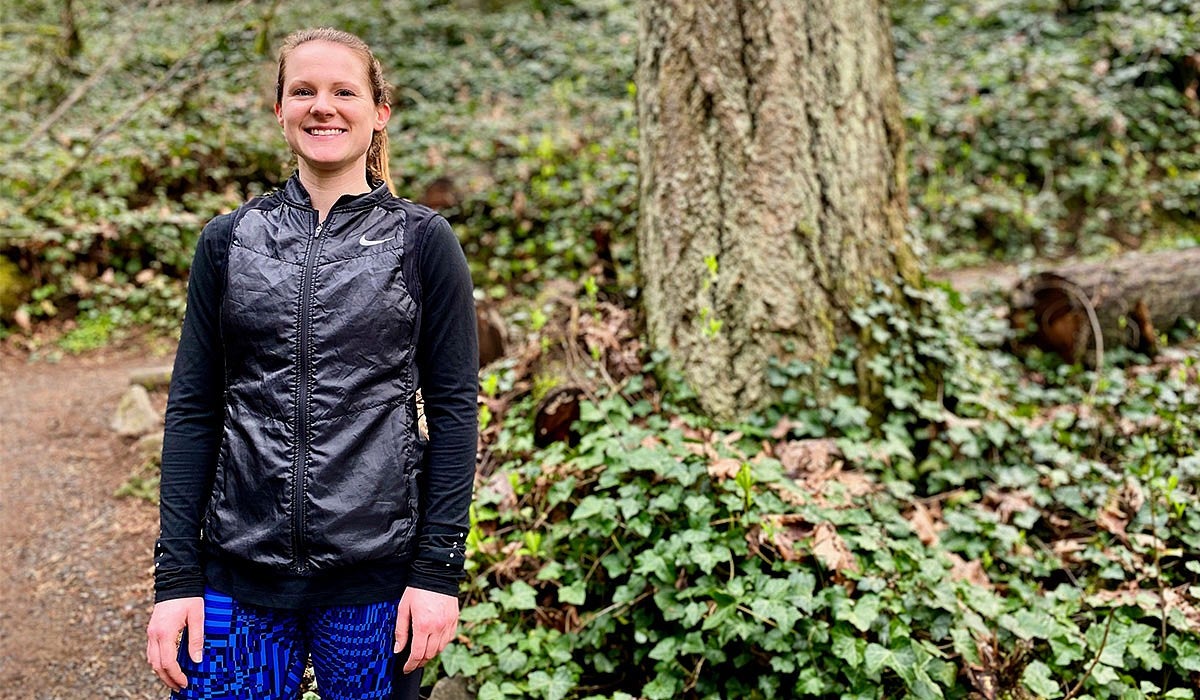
[[275, 40, 390, 181]]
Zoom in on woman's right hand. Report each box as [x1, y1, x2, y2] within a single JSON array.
[[146, 596, 205, 691]]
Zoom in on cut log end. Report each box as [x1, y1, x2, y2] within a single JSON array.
[[533, 385, 585, 447], [1014, 270, 1160, 363], [1006, 245, 1200, 363]]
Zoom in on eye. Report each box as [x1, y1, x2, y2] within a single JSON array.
[[291, 87, 314, 97], [335, 88, 356, 97]]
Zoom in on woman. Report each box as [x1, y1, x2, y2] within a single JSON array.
[[146, 27, 478, 700]]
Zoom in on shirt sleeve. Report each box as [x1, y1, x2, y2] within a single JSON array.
[[408, 214, 479, 596], [153, 214, 233, 602]]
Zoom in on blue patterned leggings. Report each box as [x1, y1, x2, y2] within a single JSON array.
[[171, 587, 422, 700]]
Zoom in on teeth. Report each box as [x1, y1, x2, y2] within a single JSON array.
[[309, 128, 344, 135]]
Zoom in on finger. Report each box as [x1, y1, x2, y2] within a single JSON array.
[[151, 635, 186, 691], [394, 600, 410, 655], [404, 633, 430, 674], [188, 605, 205, 663], [163, 635, 189, 690]]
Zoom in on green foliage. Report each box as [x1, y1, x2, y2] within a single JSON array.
[[455, 289, 1200, 698], [114, 455, 161, 503], [1, 0, 638, 335], [895, 0, 1200, 262], [4, 0, 1198, 334]]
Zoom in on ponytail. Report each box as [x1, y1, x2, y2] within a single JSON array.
[[368, 128, 394, 194]]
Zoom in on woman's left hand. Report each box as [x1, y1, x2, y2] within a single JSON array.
[[395, 587, 460, 673]]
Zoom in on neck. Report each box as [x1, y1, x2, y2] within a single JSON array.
[[297, 165, 372, 222]]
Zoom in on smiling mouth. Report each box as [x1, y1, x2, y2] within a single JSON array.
[[305, 127, 346, 136]]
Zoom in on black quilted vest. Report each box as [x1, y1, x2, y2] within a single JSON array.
[[204, 176, 427, 574]]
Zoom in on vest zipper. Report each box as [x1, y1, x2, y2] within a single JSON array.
[[293, 218, 323, 573]]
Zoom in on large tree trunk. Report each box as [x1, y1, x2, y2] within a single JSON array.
[[636, 0, 919, 419]]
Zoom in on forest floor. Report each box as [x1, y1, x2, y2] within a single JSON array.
[[0, 262, 1028, 700], [0, 334, 171, 700]]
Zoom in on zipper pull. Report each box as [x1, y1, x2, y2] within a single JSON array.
[[314, 223, 323, 238]]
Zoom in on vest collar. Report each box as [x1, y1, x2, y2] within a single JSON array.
[[281, 172, 393, 213]]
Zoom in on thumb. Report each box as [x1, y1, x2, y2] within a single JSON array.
[[188, 603, 205, 663], [394, 598, 410, 655]]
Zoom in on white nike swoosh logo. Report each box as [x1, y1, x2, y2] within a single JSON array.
[[358, 234, 396, 247]]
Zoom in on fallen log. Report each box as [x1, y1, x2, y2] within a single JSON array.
[[476, 299, 508, 369], [1010, 248, 1200, 362]]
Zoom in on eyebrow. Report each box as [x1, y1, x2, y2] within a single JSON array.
[[285, 79, 368, 90]]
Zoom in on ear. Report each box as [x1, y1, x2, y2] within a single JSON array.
[[275, 102, 284, 127], [374, 102, 391, 131]]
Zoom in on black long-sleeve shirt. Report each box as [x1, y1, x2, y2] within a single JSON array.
[[154, 193, 478, 608]]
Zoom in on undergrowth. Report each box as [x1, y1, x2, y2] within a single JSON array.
[[3, 0, 1199, 331], [442, 285, 1200, 699]]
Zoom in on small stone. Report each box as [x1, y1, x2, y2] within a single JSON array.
[[128, 366, 173, 391], [429, 676, 474, 700], [12, 306, 32, 332], [111, 385, 162, 437], [134, 430, 164, 462]]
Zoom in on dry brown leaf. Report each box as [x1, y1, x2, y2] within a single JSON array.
[[480, 471, 518, 514], [1164, 588, 1200, 631], [708, 457, 743, 481], [1091, 588, 1200, 633], [812, 521, 859, 574], [907, 502, 944, 546], [1129, 533, 1181, 558], [770, 417, 798, 440], [747, 514, 812, 562], [1096, 500, 1129, 539], [491, 541, 526, 581], [777, 438, 841, 477], [982, 488, 1035, 524], [828, 471, 877, 498], [1051, 537, 1087, 564], [948, 552, 993, 590]]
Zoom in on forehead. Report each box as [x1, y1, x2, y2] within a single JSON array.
[[282, 40, 371, 85]]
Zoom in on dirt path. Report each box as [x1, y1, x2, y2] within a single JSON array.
[[0, 341, 169, 700]]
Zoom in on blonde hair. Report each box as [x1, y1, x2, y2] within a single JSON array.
[[276, 28, 394, 192]]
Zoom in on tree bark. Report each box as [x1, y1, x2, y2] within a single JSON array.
[[1011, 248, 1200, 362], [636, 0, 919, 420]]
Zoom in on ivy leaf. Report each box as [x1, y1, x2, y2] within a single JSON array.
[[559, 580, 587, 606], [1000, 609, 1058, 641], [864, 643, 892, 677], [440, 643, 492, 677], [498, 649, 529, 674], [847, 594, 881, 632], [528, 667, 575, 700], [572, 496, 613, 521], [690, 543, 730, 574], [1021, 661, 1062, 699], [831, 628, 863, 666], [493, 580, 538, 611], [911, 666, 945, 700], [950, 627, 982, 666], [476, 681, 505, 700], [459, 602, 499, 623], [643, 673, 682, 700]]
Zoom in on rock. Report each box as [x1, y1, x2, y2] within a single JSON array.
[[128, 366, 173, 391], [111, 385, 162, 437], [429, 676, 474, 700], [133, 430, 164, 462]]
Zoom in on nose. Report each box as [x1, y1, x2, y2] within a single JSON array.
[[310, 91, 335, 117]]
